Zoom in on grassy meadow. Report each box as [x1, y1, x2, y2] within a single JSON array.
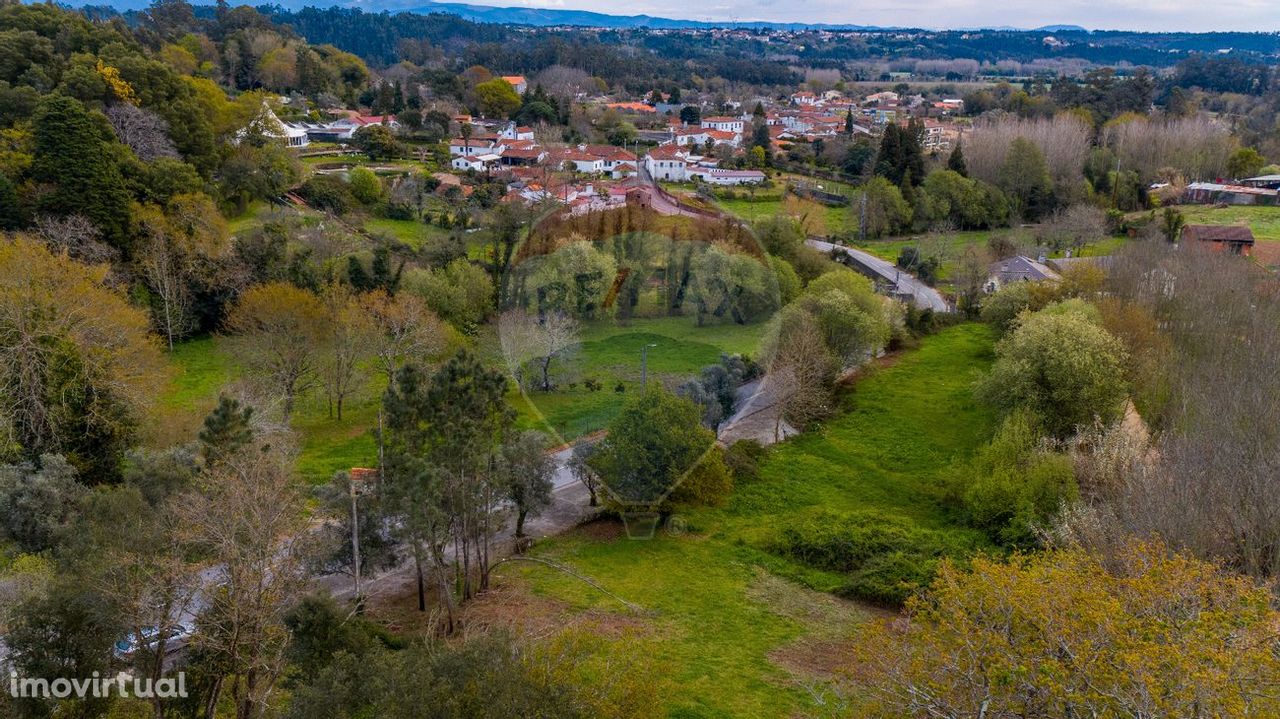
[[505, 315, 771, 443], [502, 323, 997, 717], [1166, 203, 1280, 242], [161, 315, 771, 483]]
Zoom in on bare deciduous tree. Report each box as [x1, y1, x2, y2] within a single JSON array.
[[1055, 241, 1280, 581], [763, 307, 836, 438], [223, 282, 326, 422], [142, 234, 195, 351], [318, 281, 376, 420], [361, 290, 446, 384], [180, 442, 310, 719], [1037, 204, 1107, 252], [32, 214, 119, 265], [965, 114, 1091, 191], [106, 104, 179, 162], [1102, 115, 1234, 182], [497, 308, 580, 391]]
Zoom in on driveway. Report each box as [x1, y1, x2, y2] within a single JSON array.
[[805, 238, 950, 313]]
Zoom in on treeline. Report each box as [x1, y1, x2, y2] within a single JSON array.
[[227, 5, 802, 91]]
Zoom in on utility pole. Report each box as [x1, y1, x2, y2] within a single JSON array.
[[859, 191, 868, 241], [641, 343, 657, 389], [350, 480, 362, 606], [349, 468, 374, 611]]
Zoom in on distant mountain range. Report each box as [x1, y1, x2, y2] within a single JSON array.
[[342, 0, 883, 29], [344, 1, 1091, 31], [74, 0, 1093, 33]]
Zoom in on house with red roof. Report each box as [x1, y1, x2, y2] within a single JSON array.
[[500, 76, 528, 94]]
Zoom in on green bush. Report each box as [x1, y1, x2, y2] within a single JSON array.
[[944, 408, 1078, 547], [348, 166, 383, 205], [770, 510, 978, 606], [979, 281, 1035, 335], [841, 551, 941, 606], [298, 174, 355, 215], [977, 299, 1128, 437], [723, 439, 768, 483]]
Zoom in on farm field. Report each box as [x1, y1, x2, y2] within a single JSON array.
[[162, 315, 771, 483], [505, 315, 771, 442], [714, 195, 851, 235], [362, 217, 454, 249], [501, 323, 997, 717]]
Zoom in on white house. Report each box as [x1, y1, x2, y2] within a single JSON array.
[[498, 122, 536, 141], [561, 151, 606, 174], [449, 139, 502, 157], [451, 153, 502, 172], [644, 145, 694, 181], [687, 168, 766, 186], [674, 128, 713, 147], [701, 116, 746, 134], [239, 102, 310, 148], [500, 75, 528, 95], [306, 114, 402, 142], [791, 91, 819, 106]]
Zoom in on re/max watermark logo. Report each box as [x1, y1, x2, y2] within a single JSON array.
[[8, 671, 188, 699]]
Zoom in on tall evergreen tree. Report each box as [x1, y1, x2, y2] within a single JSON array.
[[31, 95, 132, 250], [947, 142, 968, 177], [198, 395, 255, 468]]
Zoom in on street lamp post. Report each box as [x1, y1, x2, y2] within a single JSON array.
[[641, 343, 657, 389]]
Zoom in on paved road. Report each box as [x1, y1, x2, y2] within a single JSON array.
[[805, 238, 950, 313], [718, 377, 798, 445], [635, 163, 706, 218]]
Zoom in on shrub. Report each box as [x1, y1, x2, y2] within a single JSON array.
[[977, 300, 1128, 437], [723, 439, 768, 483], [384, 202, 416, 221], [771, 510, 979, 606], [298, 174, 355, 215], [348, 166, 383, 205], [669, 444, 733, 508], [944, 408, 1078, 547], [979, 281, 1035, 335]]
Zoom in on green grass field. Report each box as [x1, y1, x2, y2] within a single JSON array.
[[1166, 204, 1280, 242], [511, 316, 770, 442], [512, 323, 997, 717], [362, 217, 453, 250], [714, 196, 851, 235], [162, 336, 387, 484], [164, 316, 770, 482]]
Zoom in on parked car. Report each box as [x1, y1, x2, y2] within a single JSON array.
[[113, 624, 192, 660]]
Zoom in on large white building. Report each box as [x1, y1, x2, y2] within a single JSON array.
[[700, 116, 746, 134]]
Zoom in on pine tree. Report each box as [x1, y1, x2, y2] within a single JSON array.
[[198, 395, 255, 468], [947, 142, 968, 177], [845, 108, 855, 135], [347, 256, 372, 291]]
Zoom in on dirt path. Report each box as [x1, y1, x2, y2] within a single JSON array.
[[325, 472, 600, 610]]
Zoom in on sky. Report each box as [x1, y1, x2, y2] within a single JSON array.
[[456, 0, 1280, 32]]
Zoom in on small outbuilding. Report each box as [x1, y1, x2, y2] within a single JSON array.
[[1181, 224, 1255, 256]]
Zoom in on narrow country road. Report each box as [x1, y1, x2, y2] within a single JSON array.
[[635, 162, 707, 218], [805, 238, 951, 313]]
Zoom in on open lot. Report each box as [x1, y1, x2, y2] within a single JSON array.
[[496, 324, 997, 717]]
